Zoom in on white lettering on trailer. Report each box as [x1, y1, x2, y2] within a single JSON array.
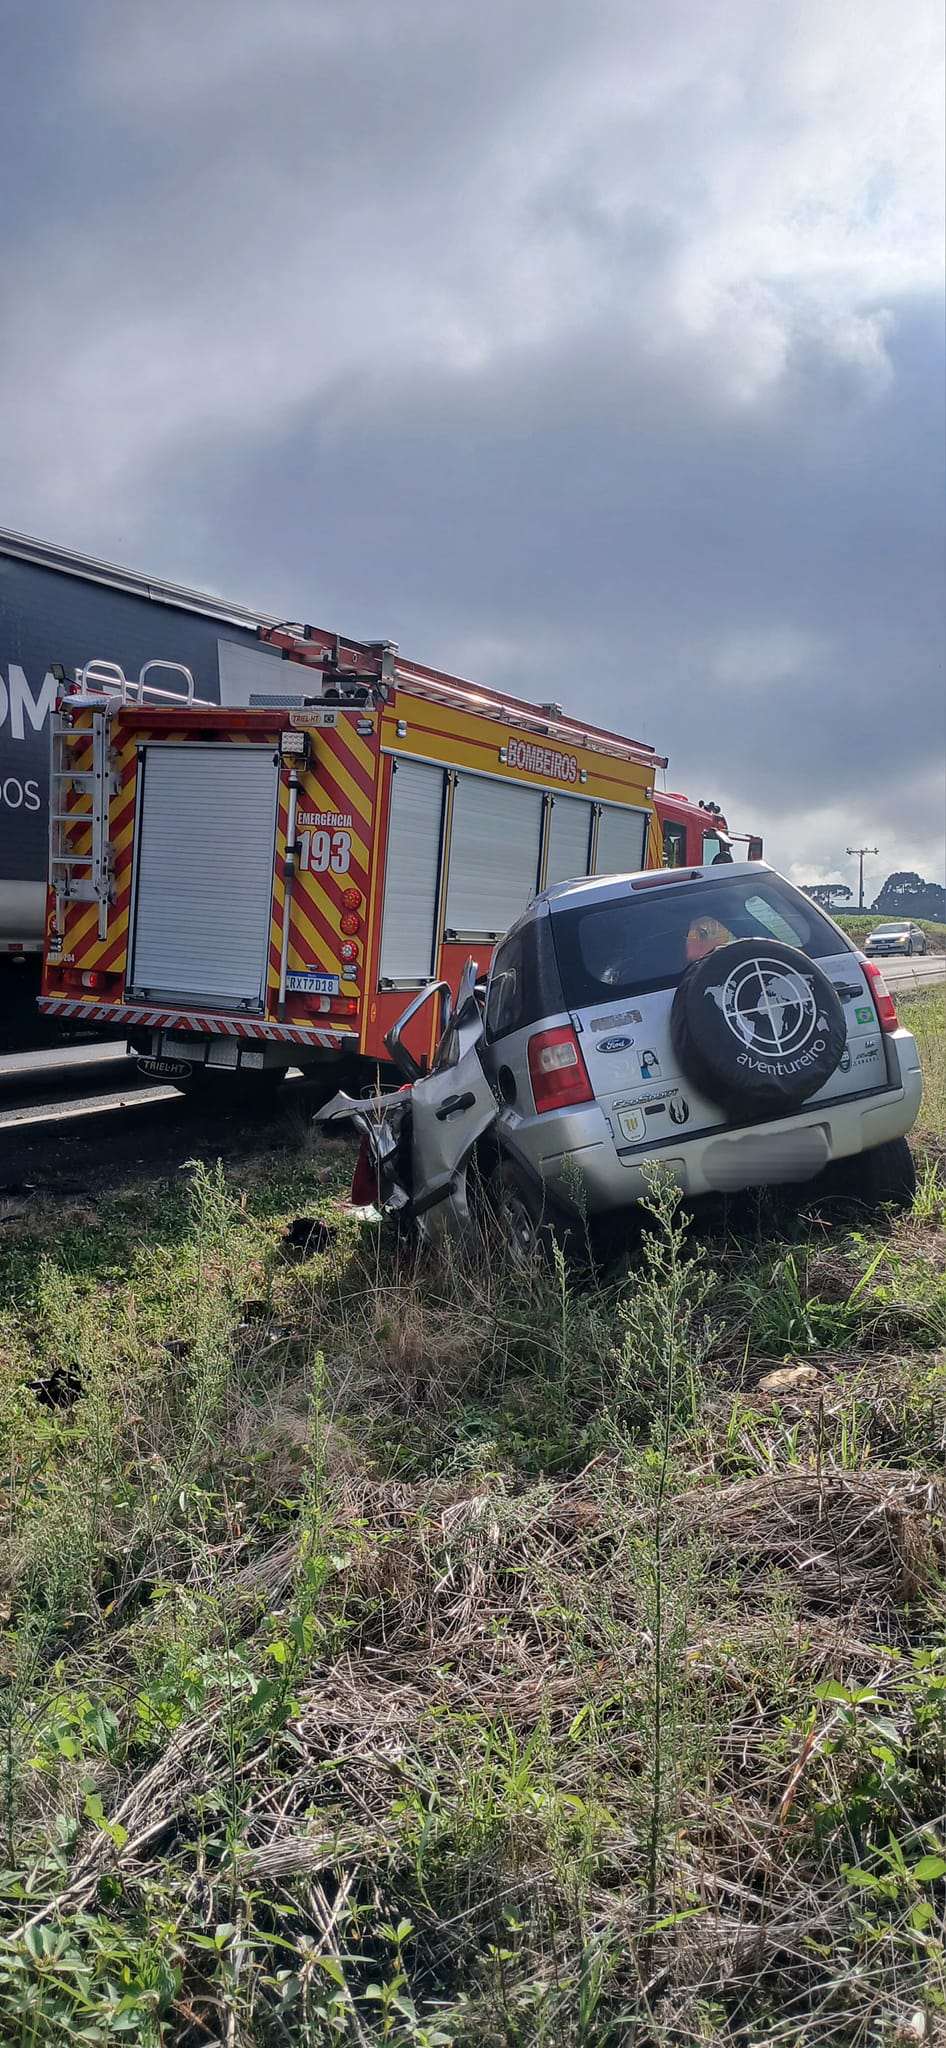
[[0, 779, 41, 813], [297, 811, 353, 827], [505, 735, 579, 783], [0, 665, 59, 739]]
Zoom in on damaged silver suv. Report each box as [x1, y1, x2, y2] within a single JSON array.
[[319, 862, 922, 1252]]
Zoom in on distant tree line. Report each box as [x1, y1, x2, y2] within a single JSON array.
[[803, 872, 946, 920], [870, 871, 946, 920]]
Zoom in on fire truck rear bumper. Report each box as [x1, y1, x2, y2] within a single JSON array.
[[37, 996, 357, 1054]]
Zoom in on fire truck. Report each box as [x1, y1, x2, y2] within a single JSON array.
[[39, 626, 671, 1081], [655, 790, 763, 869]]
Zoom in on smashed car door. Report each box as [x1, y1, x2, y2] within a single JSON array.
[[315, 960, 499, 1241], [407, 959, 500, 1241], [314, 1079, 413, 1214]]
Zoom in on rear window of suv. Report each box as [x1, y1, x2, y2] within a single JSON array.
[[550, 874, 848, 1008]]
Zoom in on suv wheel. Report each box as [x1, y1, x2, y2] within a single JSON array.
[[819, 1137, 916, 1211], [489, 1161, 631, 1274], [490, 1160, 589, 1270]]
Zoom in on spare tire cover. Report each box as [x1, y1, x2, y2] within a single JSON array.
[[670, 939, 846, 1118]]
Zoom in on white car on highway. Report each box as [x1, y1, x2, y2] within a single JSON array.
[[865, 920, 928, 958]]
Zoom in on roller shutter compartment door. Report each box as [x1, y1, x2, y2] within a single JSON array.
[[379, 758, 445, 982], [445, 776, 544, 938], [130, 746, 279, 1007], [545, 796, 593, 886], [594, 803, 649, 878]]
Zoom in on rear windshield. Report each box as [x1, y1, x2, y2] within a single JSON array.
[[551, 874, 849, 1007]]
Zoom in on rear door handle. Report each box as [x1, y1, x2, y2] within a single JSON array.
[[435, 1090, 477, 1121]]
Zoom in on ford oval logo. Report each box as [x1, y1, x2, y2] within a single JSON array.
[[596, 1035, 634, 1054]]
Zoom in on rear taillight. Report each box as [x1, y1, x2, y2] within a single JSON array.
[[351, 1138, 379, 1207], [527, 1026, 594, 1112], [861, 959, 899, 1033], [304, 994, 359, 1017], [63, 969, 110, 991]]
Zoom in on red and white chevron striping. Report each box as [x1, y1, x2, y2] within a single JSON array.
[[37, 998, 353, 1047]]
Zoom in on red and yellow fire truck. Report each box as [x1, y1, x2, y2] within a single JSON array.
[[40, 627, 674, 1080], [655, 790, 763, 869]]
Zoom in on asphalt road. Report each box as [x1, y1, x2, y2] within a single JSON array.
[[0, 1045, 346, 1193], [876, 954, 945, 992]]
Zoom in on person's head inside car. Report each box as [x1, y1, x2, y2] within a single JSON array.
[[685, 912, 733, 963]]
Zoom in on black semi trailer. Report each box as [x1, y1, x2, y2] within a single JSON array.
[[0, 529, 297, 1050]]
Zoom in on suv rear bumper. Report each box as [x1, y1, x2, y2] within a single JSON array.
[[503, 1031, 923, 1209]]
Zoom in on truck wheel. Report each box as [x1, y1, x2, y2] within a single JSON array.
[[814, 1137, 916, 1211]]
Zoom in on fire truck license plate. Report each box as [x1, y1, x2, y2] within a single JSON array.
[[286, 972, 340, 995]]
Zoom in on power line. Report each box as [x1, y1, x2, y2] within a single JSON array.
[[847, 845, 879, 912]]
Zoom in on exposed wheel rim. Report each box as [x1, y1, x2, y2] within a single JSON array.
[[502, 1187, 540, 1262]]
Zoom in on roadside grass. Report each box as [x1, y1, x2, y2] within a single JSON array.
[[0, 1022, 943, 2044], [902, 988, 946, 1157]]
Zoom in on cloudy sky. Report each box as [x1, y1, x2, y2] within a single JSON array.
[[2, 0, 943, 896]]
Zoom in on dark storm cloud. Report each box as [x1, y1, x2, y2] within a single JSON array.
[[1, 0, 943, 885], [130, 288, 944, 873]]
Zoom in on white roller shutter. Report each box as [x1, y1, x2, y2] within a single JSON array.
[[594, 803, 649, 878], [445, 775, 543, 938], [379, 759, 445, 982], [545, 796, 593, 886], [130, 746, 278, 1007]]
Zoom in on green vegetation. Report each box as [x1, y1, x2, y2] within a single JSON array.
[[0, 997, 943, 2044], [905, 988, 946, 1152]]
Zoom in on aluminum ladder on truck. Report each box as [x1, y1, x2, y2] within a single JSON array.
[[256, 623, 668, 771], [49, 658, 202, 943]]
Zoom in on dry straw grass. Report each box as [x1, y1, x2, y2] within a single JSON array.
[[0, 1127, 944, 2042]]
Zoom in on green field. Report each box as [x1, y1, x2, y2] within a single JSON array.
[[0, 990, 943, 2046]]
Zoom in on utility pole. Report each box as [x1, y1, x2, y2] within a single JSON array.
[[847, 845, 878, 912]]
